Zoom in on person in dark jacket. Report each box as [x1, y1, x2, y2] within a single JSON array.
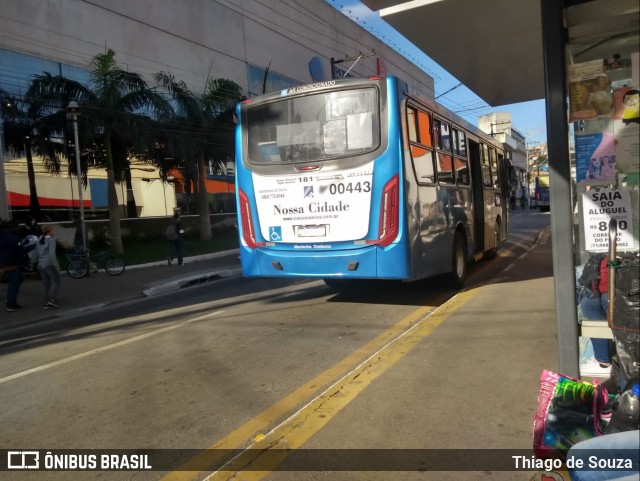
[[23, 216, 43, 238], [168, 211, 185, 266], [20, 217, 42, 277], [0, 221, 25, 312]]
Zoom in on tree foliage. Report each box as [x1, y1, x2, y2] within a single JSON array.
[[2, 50, 245, 250], [155, 72, 244, 240], [24, 49, 171, 253]]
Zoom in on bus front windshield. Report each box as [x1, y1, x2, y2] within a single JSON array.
[[246, 88, 380, 164]]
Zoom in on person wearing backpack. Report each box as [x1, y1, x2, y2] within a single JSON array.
[[0, 220, 25, 312], [167, 211, 185, 266]]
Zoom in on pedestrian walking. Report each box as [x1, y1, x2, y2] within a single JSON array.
[[0, 220, 25, 312], [32, 225, 61, 309], [167, 211, 185, 266]]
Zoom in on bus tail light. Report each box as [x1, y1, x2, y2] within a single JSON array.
[[377, 174, 399, 247], [239, 188, 264, 248]]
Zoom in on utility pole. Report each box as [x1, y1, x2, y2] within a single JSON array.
[[67, 101, 87, 255], [0, 114, 10, 220]]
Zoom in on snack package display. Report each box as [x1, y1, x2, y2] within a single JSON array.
[[533, 369, 609, 459]]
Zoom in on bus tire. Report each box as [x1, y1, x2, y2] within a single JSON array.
[[448, 231, 467, 289]]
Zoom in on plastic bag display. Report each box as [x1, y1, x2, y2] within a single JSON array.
[[610, 254, 640, 392], [533, 369, 609, 459]]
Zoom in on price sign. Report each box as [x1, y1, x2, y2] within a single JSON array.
[[582, 188, 634, 252]]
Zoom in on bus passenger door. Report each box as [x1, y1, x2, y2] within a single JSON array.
[[469, 140, 485, 252]]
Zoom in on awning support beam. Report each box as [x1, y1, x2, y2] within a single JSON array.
[[541, 0, 580, 377]]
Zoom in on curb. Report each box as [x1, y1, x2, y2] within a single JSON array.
[[125, 249, 240, 270], [0, 250, 242, 334], [141, 267, 243, 296]]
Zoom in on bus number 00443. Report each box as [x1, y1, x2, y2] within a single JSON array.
[[329, 182, 371, 195]]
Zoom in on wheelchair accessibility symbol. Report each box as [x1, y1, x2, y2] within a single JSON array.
[[269, 226, 282, 241]]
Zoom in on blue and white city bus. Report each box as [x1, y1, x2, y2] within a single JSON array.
[[235, 76, 509, 288]]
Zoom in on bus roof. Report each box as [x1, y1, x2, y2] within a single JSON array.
[[240, 75, 505, 152]]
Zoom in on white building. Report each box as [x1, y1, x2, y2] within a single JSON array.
[[479, 112, 529, 201]]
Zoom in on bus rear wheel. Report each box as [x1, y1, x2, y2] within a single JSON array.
[[448, 232, 467, 289]]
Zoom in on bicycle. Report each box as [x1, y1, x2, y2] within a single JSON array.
[[65, 244, 125, 279]]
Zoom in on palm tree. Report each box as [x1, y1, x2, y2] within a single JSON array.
[[1, 90, 69, 220], [26, 49, 170, 253], [0, 93, 40, 219], [154, 73, 244, 240]]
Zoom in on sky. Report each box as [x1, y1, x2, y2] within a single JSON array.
[[326, 0, 548, 146]]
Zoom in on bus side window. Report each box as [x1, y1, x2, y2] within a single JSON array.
[[412, 146, 436, 184], [455, 158, 470, 185], [418, 111, 432, 146], [452, 129, 469, 185], [434, 118, 454, 184], [408, 107, 435, 184], [489, 147, 499, 188], [453, 129, 467, 157], [481, 143, 493, 188], [407, 107, 418, 143]]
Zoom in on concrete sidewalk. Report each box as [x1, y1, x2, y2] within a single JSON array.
[[0, 249, 241, 332], [248, 227, 560, 480]]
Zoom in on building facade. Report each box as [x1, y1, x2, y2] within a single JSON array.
[[479, 112, 531, 204], [0, 0, 436, 221]]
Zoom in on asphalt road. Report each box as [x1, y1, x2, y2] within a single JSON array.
[[0, 209, 552, 481]]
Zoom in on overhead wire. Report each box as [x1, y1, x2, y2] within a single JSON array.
[[1, 0, 505, 129], [3, 0, 429, 100]]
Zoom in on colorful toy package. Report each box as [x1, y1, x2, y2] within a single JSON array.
[[533, 369, 609, 459]]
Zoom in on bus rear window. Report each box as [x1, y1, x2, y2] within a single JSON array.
[[246, 88, 380, 163]]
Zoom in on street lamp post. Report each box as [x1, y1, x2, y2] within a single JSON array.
[[0, 114, 10, 220], [67, 101, 87, 254]]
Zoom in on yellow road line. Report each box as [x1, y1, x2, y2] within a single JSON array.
[[206, 289, 477, 480], [161, 302, 437, 481]]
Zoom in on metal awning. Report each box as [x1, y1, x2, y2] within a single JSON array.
[[360, 0, 639, 378], [361, 0, 639, 106]]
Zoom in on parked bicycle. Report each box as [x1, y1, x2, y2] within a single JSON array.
[[64, 243, 125, 279]]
